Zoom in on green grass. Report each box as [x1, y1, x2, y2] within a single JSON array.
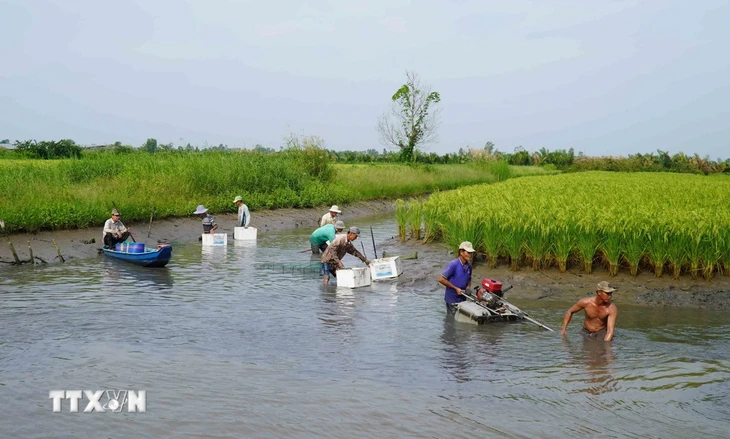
[[0, 151, 554, 233]]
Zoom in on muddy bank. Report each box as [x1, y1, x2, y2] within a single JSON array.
[[378, 238, 730, 310], [3, 198, 730, 309], [0, 200, 394, 267]]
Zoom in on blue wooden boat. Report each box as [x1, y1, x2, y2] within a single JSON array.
[[103, 244, 172, 268]]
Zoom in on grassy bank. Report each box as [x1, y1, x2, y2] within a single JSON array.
[[396, 171, 730, 280], [0, 150, 552, 233]]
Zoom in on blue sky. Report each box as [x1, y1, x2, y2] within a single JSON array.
[[1, 0, 729, 158]]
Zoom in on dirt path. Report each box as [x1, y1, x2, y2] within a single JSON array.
[[3, 199, 729, 308]]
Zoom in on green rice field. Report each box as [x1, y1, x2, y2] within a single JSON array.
[[396, 171, 730, 280]]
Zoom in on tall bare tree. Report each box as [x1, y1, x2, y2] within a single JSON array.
[[377, 71, 441, 162]]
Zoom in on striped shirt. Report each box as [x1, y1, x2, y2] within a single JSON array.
[[201, 214, 217, 233]]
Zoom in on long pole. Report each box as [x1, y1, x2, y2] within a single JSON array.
[[370, 226, 378, 259]]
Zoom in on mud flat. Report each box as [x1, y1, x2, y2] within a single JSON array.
[[376, 238, 730, 310]]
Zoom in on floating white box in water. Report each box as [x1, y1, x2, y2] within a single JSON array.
[[201, 233, 228, 246], [234, 227, 257, 240], [369, 256, 402, 281], [336, 267, 372, 288]]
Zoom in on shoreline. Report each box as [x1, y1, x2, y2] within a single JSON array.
[[0, 200, 395, 267], [3, 199, 730, 309]]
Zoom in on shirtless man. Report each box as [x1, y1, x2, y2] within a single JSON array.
[[560, 281, 618, 341]]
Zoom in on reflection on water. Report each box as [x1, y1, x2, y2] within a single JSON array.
[[1, 215, 730, 438], [102, 259, 175, 290], [561, 336, 617, 396]]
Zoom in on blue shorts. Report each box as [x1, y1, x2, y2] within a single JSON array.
[[321, 263, 337, 277]]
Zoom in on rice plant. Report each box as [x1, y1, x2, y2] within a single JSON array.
[[406, 200, 423, 240], [394, 199, 408, 242], [415, 171, 730, 280]]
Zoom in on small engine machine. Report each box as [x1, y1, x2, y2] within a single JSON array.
[[478, 278, 504, 298]]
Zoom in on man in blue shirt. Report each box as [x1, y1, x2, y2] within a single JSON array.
[[438, 241, 475, 313]]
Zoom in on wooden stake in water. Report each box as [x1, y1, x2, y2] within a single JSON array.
[[370, 226, 378, 259], [7, 240, 21, 264], [0, 219, 21, 264], [147, 207, 155, 238], [27, 241, 35, 265], [52, 239, 65, 263]]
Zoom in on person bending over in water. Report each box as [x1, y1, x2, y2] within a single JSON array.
[[560, 281, 618, 341]]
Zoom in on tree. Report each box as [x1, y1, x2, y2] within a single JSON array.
[[141, 138, 158, 153], [377, 71, 441, 162]]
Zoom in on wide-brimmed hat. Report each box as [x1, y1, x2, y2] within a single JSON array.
[[348, 226, 360, 235], [233, 195, 243, 203], [334, 220, 345, 230], [111, 208, 121, 216], [329, 205, 341, 213], [193, 205, 208, 215], [459, 241, 475, 253], [597, 281, 617, 293]]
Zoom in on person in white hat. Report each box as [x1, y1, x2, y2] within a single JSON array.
[[319, 205, 341, 227], [438, 241, 475, 313], [233, 195, 250, 228], [320, 226, 371, 285], [102, 208, 130, 249], [193, 205, 218, 234], [309, 220, 345, 254], [560, 281, 618, 341]]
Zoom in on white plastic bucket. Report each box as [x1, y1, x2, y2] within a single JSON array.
[[369, 257, 402, 281], [336, 267, 372, 288], [234, 227, 257, 240], [201, 233, 228, 246]]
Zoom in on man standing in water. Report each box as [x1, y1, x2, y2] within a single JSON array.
[[319, 205, 341, 227], [560, 281, 618, 341], [438, 241, 475, 313], [321, 226, 370, 285], [233, 195, 250, 228]]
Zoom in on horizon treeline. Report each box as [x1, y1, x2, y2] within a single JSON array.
[[2, 137, 729, 175]]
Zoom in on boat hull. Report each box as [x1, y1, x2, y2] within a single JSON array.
[[103, 245, 172, 268]]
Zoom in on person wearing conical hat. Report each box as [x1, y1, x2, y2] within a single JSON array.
[[233, 195, 250, 228], [560, 281, 619, 341], [102, 208, 130, 249], [319, 205, 341, 227], [193, 205, 218, 234]]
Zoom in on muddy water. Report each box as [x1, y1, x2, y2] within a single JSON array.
[[1, 215, 729, 438]]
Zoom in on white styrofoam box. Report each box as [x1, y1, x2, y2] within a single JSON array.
[[336, 267, 372, 288], [201, 233, 228, 246], [369, 256, 402, 281], [234, 227, 258, 240]]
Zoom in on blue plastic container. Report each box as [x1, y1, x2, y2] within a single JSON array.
[[115, 242, 145, 253]]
